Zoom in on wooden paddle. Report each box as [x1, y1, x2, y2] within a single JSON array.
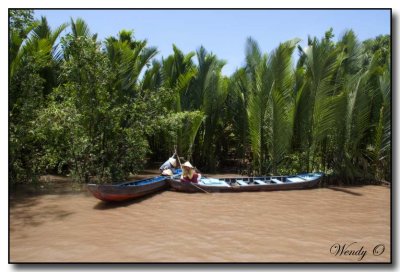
[[190, 182, 210, 194], [174, 146, 182, 171]]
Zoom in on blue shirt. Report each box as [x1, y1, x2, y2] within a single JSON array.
[[159, 160, 176, 172]]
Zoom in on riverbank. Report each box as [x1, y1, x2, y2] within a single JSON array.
[[10, 178, 390, 263]]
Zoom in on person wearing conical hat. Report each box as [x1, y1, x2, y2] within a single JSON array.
[[160, 155, 179, 176], [180, 161, 201, 183]]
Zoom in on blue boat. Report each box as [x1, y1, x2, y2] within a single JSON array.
[[168, 172, 323, 193]]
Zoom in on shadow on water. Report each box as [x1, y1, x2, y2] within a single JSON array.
[[10, 181, 85, 199], [10, 199, 75, 228], [9, 195, 41, 209], [327, 186, 364, 196], [92, 190, 166, 210]]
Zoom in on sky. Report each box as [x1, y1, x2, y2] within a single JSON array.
[[33, 9, 390, 76]]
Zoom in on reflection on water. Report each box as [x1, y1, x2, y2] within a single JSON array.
[[10, 183, 390, 263]]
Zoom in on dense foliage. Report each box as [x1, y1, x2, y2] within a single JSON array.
[[9, 11, 391, 184]]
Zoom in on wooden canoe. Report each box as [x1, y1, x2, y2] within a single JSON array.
[[87, 175, 175, 202], [168, 173, 323, 193]]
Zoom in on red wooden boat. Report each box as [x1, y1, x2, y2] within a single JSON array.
[[87, 176, 170, 202]]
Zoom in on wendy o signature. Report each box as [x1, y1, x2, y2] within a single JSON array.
[[330, 242, 385, 261]]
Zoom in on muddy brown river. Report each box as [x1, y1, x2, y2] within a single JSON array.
[[10, 175, 390, 263]]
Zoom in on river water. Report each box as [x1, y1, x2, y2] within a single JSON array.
[[10, 174, 390, 263]]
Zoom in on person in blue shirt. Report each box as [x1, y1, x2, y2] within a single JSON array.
[[159, 155, 179, 176]]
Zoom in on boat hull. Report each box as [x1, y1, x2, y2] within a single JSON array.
[[87, 178, 169, 202], [168, 173, 322, 193]]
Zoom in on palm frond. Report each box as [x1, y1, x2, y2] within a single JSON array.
[[265, 39, 299, 171], [70, 17, 91, 38], [181, 111, 206, 159], [245, 37, 262, 76]]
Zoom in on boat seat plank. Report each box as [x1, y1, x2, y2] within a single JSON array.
[[200, 178, 230, 187], [287, 177, 304, 182], [296, 175, 309, 180], [237, 180, 248, 186], [271, 178, 283, 184], [254, 179, 266, 185]]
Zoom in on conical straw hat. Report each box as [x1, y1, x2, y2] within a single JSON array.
[[168, 157, 177, 167], [182, 161, 194, 169]]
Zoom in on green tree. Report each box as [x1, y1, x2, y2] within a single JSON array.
[[36, 34, 162, 182], [192, 47, 228, 171], [9, 13, 68, 183], [238, 38, 299, 174]]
